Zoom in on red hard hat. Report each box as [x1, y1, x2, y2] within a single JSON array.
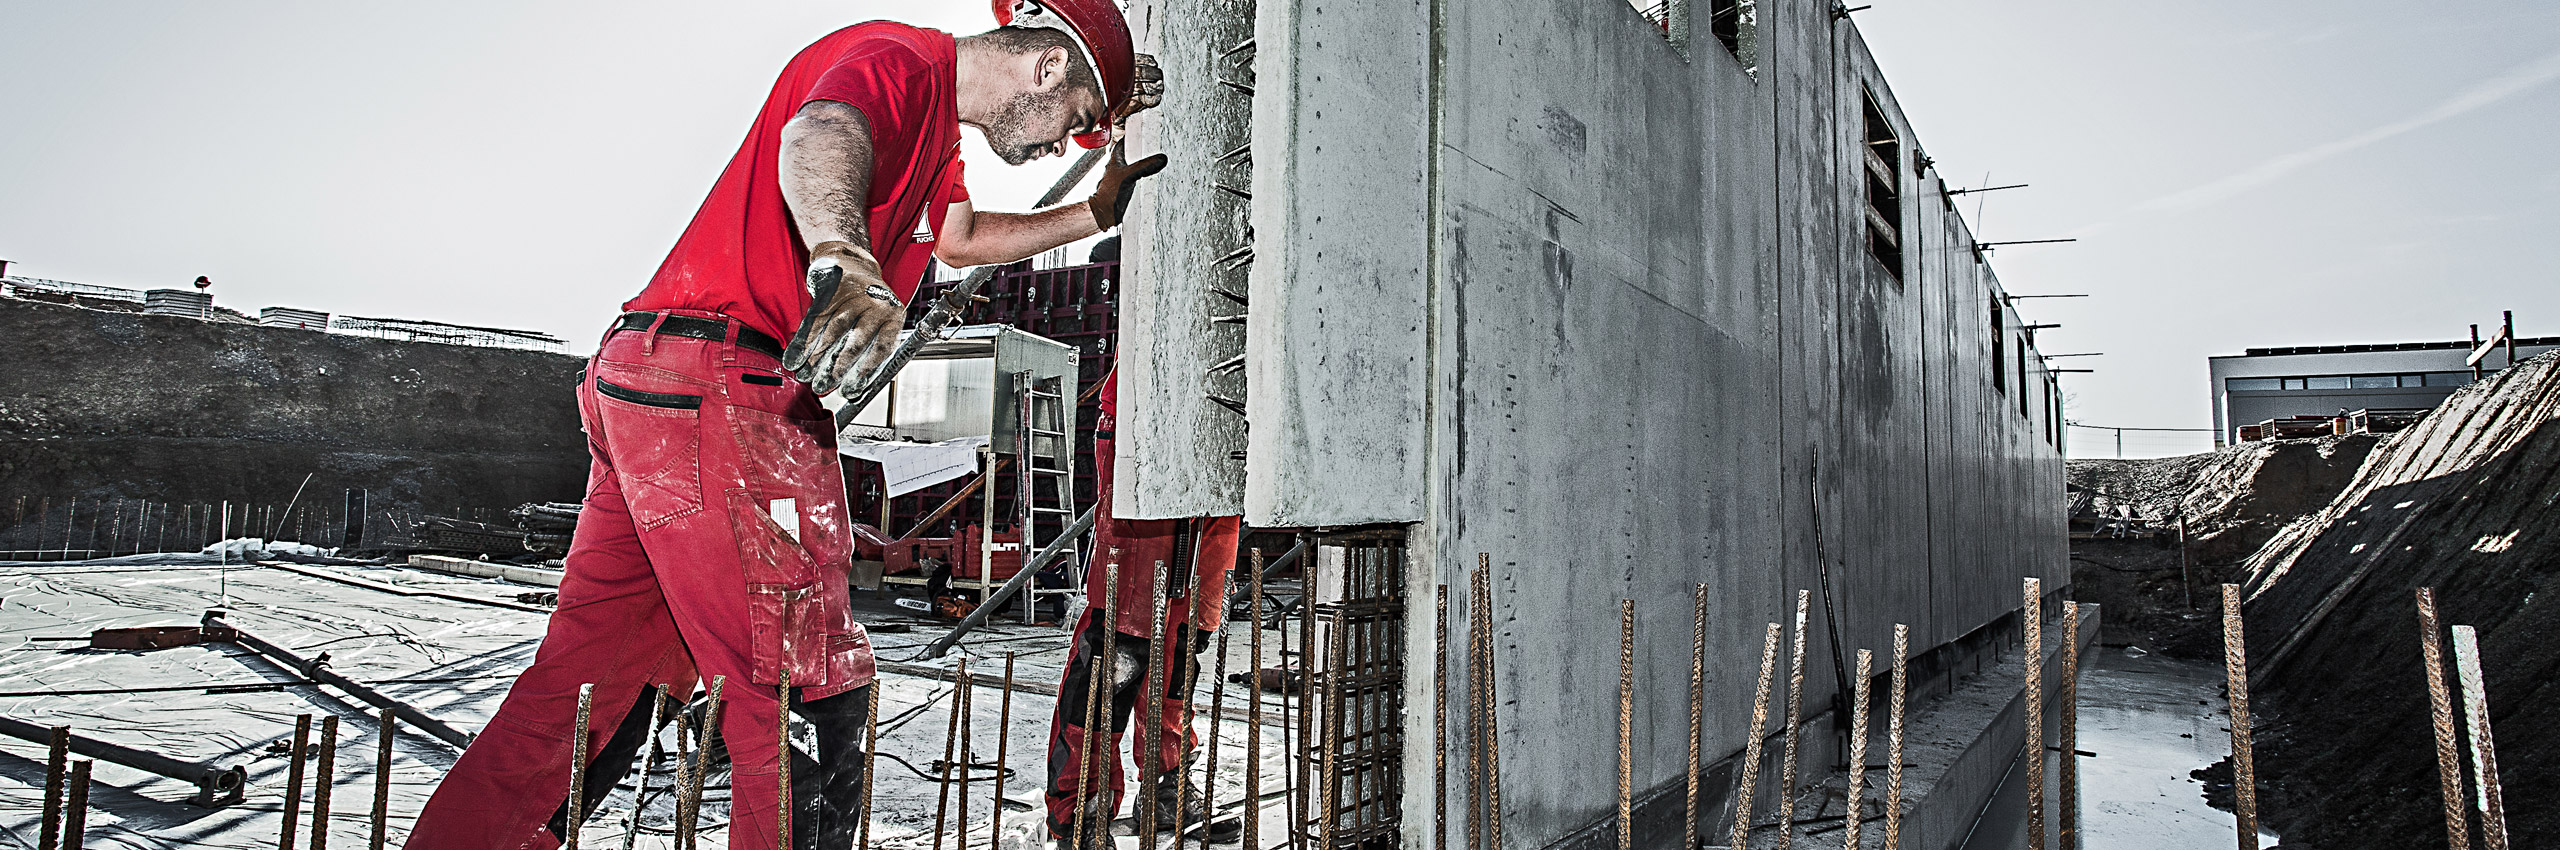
[[992, 0, 1135, 149]]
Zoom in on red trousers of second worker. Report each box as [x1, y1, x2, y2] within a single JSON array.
[[405, 311, 875, 850]]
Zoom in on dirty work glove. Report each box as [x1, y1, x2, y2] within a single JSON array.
[[1126, 53, 1165, 116], [1087, 153, 1169, 231], [781, 240, 903, 397]]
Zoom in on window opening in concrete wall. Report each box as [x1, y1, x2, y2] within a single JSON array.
[[1860, 88, 1904, 280], [2232, 373, 2477, 392], [2017, 344, 2030, 418], [1708, 0, 1756, 68], [1991, 302, 2008, 395]]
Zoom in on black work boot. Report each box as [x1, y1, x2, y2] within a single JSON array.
[[1052, 795, 1116, 850], [1150, 770, 1243, 842]]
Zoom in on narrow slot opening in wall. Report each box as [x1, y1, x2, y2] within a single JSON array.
[[1991, 301, 2008, 395], [1860, 88, 1904, 280]]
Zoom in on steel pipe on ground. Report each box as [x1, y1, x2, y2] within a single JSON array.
[[0, 715, 246, 806]]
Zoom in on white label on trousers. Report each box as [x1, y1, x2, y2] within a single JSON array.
[[769, 498, 799, 543]]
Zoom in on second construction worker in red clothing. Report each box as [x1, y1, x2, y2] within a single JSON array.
[[404, 3, 1163, 849], [1045, 368, 1246, 845]]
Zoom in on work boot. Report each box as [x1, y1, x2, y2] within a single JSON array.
[[1052, 795, 1116, 850], [1150, 771, 1243, 841]]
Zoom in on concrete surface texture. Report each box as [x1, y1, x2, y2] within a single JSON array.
[[2239, 350, 2560, 847], [0, 297, 589, 535], [1129, 0, 2072, 846]]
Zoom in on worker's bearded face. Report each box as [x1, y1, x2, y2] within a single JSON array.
[[984, 84, 1103, 166]]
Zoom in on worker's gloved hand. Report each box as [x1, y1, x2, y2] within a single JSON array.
[[1126, 53, 1165, 116], [1087, 153, 1169, 231], [782, 240, 903, 397]]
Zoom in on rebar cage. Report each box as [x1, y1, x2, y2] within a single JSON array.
[[1300, 531, 1408, 850]]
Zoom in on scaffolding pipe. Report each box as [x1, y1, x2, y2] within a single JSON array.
[[0, 714, 246, 807], [204, 610, 475, 749]]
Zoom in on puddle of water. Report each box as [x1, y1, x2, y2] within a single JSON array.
[[2075, 649, 2281, 849]]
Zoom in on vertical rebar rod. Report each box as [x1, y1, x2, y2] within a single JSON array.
[[1433, 582, 1449, 850], [1616, 600, 1635, 850], [1777, 589, 1810, 844], [2219, 585, 2258, 850], [683, 676, 728, 850], [313, 714, 340, 850], [1685, 584, 1707, 850], [1246, 551, 1267, 850], [39, 725, 69, 850], [2416, 589, 2473, 850], [996, 653, 1017, 850], [778, 671, 795, 850], [625, 685, 669, 850], [371, 709, 396, 850], [670, 712, 696, 850], [1073, 559, 1118, 850], [2450, 625, 2509, 850], [566, 684, 594, 850], [955, 668, 971, 850], [1845, 649, 1874, 850], [1179, 568, 1210, 849], [858, 683, 881, 850], [65, 497, 77, 556], [62, 761, 91, 849], [1478, 559, 1507, 850], [1141, 559, 1172, 850], [934, 663, 965, 850], [2059, 603, 2081, 850], [1732, 623, 1782, 850], [1886, 625, 1907, 850], [282, 714, 313, 850], [1298, 555, 1318, 850], [1318, 610, 1348, 850], [2024, 577, 2046, 850]]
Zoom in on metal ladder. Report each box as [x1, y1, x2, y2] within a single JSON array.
[[1013, 370, 1078, 623]]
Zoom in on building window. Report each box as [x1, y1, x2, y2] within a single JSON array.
[[2425, 372, 2471, 387], [1706, 0, 1755, 68], [2017, 345, 2029, 418], [2306, 376, 2350, 390], [2349, 375, 2397, 389], [1990, 302, 2006, 395], [1861, 90, 1904, 279], [2227, 378, 2281, 392]]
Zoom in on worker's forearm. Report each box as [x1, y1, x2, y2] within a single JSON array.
[[779, 100, 878, 253], [938, 206, 1101, 268]]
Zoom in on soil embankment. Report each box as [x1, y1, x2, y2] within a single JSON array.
[[2067, 435, 2375, 657], [2237, 351, 2560, 848], [0, 296, 587, 544]]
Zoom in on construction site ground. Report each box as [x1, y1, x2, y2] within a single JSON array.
[[0, 554, 1300, 850]]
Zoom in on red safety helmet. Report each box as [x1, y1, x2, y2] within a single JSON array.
[[992, 0, 1135, 148]]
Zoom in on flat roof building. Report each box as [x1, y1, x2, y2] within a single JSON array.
[[2209, 333, 2558, 447]]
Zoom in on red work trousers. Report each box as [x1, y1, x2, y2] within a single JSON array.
[[406, 311, 874, 850]]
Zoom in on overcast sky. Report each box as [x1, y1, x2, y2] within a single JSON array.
[[3, 1, 2555, 458]]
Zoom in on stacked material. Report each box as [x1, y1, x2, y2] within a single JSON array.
[[510, 502, 580, 556], [2241, 351, 2560, 847]]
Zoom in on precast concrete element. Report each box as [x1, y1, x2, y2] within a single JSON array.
[[1115, 0, 1256, 518], [1113, 0, 2074, 842]]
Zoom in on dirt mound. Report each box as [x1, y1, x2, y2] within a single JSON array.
[[2066, 435, 2377, 657], [2240, 351, 2560, 848]]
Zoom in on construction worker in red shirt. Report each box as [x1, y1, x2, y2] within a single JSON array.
[[404, 3, 1163, 848], [1045, 365, 1245, 846]]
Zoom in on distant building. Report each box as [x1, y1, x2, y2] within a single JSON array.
[[2209, 334, 2560, 446]]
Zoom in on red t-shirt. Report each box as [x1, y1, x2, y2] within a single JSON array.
[[626, 21, 968, 342]]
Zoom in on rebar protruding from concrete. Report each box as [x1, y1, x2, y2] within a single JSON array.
[[1685, 584, 1708, 850], [282, 714, 313, 850], [1299, 553, 1320, 850], [955, 667, 971, 850], [996, 652, 1018, 850], [1733, 622, 1782, 850], [1073, 559, 1119, 850], [1777, 589, 1810, 845], [2219, 584, 2259, 850], [1247, 551, 1269, 850], [681, 676, 729, 850], [566, 684, 594, 850], [624, 685, 670, 850], [2059, 603, 2082, 850], [1845, 648, 1874, 850], [1433, 581, 1450, 850], [1887, 624, 1908, 850], [40, 725, 69, 850], [669, 711, 696, 850], [2415, 589, 2473, 850], [371, 709, 396, 850], [934, 661, 965, 850], [2024, 578, 2046, 850], [1470, 553, 1509, 850], [858, 683, 881, 850], [2451, 625, 2510, 850], [778, 670, 794, 850], [1141, 559, 1172, 850], [1318, 609, 1348, 850], [1179, 568, 1210, 850], [313, 714, 340, 850], [63, 760, 92, 849], [1616, 600, 1636, 850]]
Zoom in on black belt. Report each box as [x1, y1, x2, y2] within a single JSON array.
[[614, 312, 786, 360]]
